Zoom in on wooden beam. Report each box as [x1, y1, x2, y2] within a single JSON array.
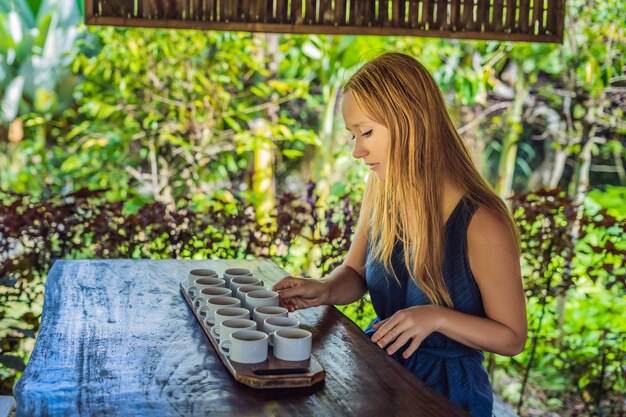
[[84, 0, 563, 42], [85, 15, 562, 42]]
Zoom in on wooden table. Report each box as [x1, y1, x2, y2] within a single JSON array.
[[14, 259, 471, 417]]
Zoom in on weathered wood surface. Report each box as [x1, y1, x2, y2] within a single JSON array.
[[0, 396, 15, 417], [179, 283, 326, 389], [14, 259, 471, 417]]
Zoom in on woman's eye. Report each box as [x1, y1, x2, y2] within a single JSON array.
[[347, 129, 372, 143]]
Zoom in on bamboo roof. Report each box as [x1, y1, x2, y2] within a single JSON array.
[[85, 0, 565, 43]]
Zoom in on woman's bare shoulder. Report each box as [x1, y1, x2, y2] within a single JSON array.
[[467, 206, 517, 254]]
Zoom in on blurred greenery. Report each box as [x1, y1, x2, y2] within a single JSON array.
[[1, 0, 625, 415]]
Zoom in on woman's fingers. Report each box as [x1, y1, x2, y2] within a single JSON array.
[[275, 284, 307, 301], [371, 318, 389, 328], [272, 276, 324, 311], [272, 277, 306, 300], [402, 336, 424, 359], [277, 297, 292, 309], [385, 334, 410, 356], [272, 275, 294, 291]]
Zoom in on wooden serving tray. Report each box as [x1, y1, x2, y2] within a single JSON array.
[[180, 283, 326, 389]]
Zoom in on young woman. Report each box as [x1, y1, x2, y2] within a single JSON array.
[[271, 52, 527, 417]]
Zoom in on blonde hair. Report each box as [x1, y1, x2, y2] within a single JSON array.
[[344, 52, 520, 307]]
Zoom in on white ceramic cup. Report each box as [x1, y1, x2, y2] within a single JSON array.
[[263, 317, 300, 346], [236, 284, 264, 308], [198, 296, 241, 325], [187, 269, 218, 296], [230, 276, 264, 294], [194, 277, 226, 292], [205, 307, 250, 331], [192, 287, 232, 310], [223, 268, 253, 288], [253, 306, 288, 330], [271, 328, 312, 362], [245, 289, 279, 317], [218, 330, 268, 364], [210, 318, 257, 341]]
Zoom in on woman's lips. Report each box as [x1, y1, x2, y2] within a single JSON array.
[[368, 163, 380, 170]]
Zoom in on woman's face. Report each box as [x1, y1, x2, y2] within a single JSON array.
[[341, 90, 390, 180]]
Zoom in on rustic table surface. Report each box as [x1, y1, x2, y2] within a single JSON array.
[[14, 259, 470, 417]]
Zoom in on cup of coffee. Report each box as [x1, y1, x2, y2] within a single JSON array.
[[253, 306, 288, 330], [230, 276, 264, 294], [271, 328, 312, 362], [236, 285, 264, 308], [210, 318, 257, 341], [192, 287, 232, 310], [245, 289, 279, 317], [223, 268, 253, 288], [194, 277, 226, 291], [263, 317, 300, 346], [187, 268, 219, 297], [218, 330, 268, 364], [198, 296, 241, 324], [205, 307, 250, 331]]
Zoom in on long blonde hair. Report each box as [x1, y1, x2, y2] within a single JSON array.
[[344, 52, 520, 307]]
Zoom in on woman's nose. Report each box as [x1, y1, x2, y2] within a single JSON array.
[[352, 140, 368, 160]]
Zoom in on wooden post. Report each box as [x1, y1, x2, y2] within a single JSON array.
[[351, 0, 361, 26], [380, 0, 389, 26], [437, 0, 448, 30], [408, 0, 419, 28], [293, 0, 304, 24], [505, 0, 515, 32], [493, 0, 503, 31], [334, 0, 346, 25], [555, 0, 564, 38], [532, 0, 544, 33], [85, 0, 95, 19], [519, 0, 529, 33]]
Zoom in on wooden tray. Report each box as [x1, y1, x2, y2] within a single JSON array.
[[180, 283, 326, 389]]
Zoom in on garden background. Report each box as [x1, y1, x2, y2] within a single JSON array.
[[0, 0, 625, 415]]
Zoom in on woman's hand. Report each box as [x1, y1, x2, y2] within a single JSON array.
[[271, 276, 328, 312], [370, 305, 444, 359]]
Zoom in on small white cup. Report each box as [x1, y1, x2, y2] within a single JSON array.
[[218, 330, 268, 364], [236, 284, 264, 308], [192, 287, 232, 310], [210, 318, 257, 341], [263, 317, 300, 346], [205, 307, 250, 331], [223, 268, 253, 288], [245, 289, 279, 316], [230, 276, 264, 294], [193, 277, 226, 292], [198, 296, 241, 325], [253, 306, 288, 330], [187, 269, 218, 295], [271, 328, 312, 362]]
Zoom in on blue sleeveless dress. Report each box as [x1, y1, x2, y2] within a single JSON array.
[[364, 197, 493, 417]]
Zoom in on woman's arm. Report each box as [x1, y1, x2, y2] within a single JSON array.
[[371, 207, 527, 358], [438, 207, 527, 355], [320, 264, 368, 305]]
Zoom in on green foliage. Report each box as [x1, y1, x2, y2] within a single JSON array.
[[587, 185, 626, 219], [505, 188, 626, 415], [0, 0, 82, 123]]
